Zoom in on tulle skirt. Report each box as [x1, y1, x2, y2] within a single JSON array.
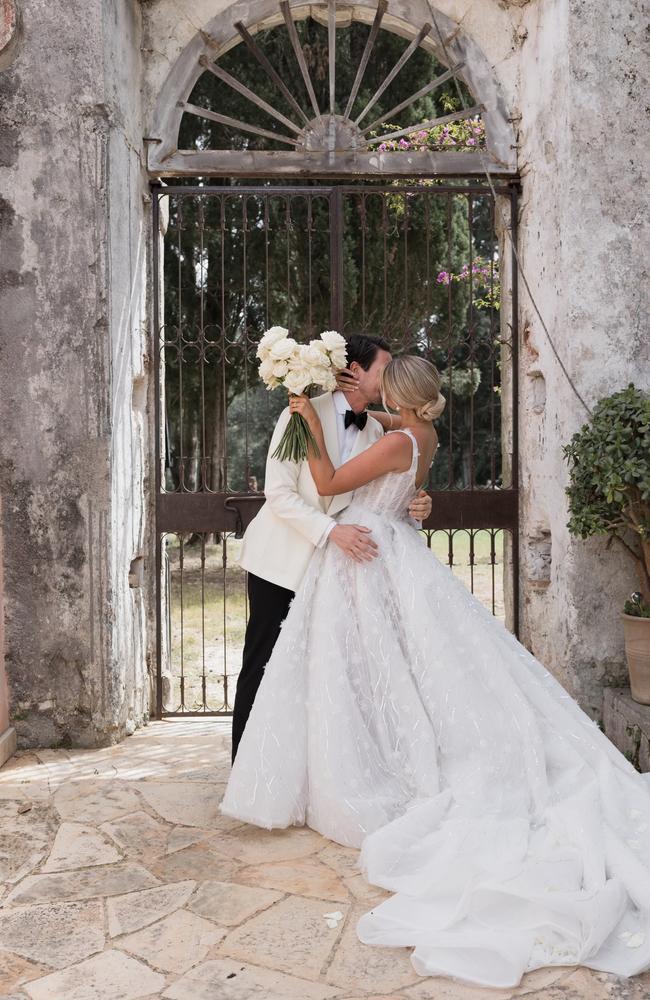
[[219, 504, 650, 987]]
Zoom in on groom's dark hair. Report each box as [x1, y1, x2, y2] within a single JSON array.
[[345, 334, 391, 371]]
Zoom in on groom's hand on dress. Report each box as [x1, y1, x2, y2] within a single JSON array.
[[409, 490, 432, 523], [330, 524, 378, 563]]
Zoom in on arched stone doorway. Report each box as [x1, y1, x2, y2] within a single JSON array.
[[1, 0, 643, 750], [147, 0, 521, 717]]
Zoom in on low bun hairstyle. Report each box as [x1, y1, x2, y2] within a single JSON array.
[[415, 397, 446, 421], [380, 356, 446, 421]]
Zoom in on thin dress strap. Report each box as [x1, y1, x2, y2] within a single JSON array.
[[390, 427, 419, 472]]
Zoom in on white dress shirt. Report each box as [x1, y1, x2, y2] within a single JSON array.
[[316, 391, 364, 547], [333, 389, 363, 463]]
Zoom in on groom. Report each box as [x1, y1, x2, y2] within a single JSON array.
[[231, 334, 432, 763]]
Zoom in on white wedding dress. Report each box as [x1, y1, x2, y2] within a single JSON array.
[[219, 428, 650, 988]]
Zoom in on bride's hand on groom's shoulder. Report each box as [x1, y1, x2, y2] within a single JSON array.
[[289, 393, 318, 430]]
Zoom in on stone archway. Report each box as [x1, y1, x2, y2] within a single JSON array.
[[1, 0, 645, 751]]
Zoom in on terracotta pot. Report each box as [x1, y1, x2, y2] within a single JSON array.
[[622, 613, 650, 705]]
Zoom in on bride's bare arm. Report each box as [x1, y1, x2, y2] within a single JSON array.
[[367, 410, 403, 431], [289, 394, 411, 496]]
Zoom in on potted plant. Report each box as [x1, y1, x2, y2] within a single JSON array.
[[562, 383, 650, 703]]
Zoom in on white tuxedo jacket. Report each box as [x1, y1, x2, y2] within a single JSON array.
[[239, 391, 383, 592]]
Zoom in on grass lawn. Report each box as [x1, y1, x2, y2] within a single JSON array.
[[163, 529, 509, 713]]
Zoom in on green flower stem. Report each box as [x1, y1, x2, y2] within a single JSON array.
[[271, 412, 321, 463]]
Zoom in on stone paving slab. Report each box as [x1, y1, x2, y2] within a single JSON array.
[[134, 780, 226, 828], [0, 796, 59, 884], [162, 956, 345, 999], [0, 718, 649, 1000], [116, 907, 227, 974], [53, 780, 146, 824], [234, 854, 351, 901], [0, 952, 53, 996], [22, 948, 166, 1000], [107, 880, 197, 937], [100, 810, 170, 860], [0, 899, 104, 969], [187, 879, 283, 925], [42, 821, 122, 871], [324, 903, 422, 994], [146, 842, 244, 883], [5, 861, 160, 905], [217, 894, 352, 980]]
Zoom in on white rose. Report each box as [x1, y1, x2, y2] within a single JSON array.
[[256, 326, 289, 359], [300, 343, 327, 367], [284, 367, 312, 395], [272, 359, 290, 378], [320, 330, 346, 352], [319, 370, 338, 392], [309, 339, 329, 355], [309, 365, 333, 387], [330, 348, 348, 370], [269, 337, 298, 361], [259, 357, 276, 383], [261, 325, 289, 346]]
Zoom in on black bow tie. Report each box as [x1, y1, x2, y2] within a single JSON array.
[[344, 408, 368, 431]]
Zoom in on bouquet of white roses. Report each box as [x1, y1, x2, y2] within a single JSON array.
[[257, 326, 348, 462]]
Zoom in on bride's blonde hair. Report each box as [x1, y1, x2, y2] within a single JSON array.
[[380, 356, 446, 421]]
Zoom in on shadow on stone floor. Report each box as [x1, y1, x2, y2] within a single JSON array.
[[1, 719, 649, 1000]]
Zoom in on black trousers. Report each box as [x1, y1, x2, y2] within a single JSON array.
[[231, 572, 294, 765]]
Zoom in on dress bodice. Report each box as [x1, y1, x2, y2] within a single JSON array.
[[346, 428, 424, 519]]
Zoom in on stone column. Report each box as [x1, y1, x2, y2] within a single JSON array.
[[0, 494, 16, 766], [515, 0, 650, 720], [0, 0, 153, 747]]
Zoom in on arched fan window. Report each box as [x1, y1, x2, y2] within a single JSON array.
[[147, 0, 517, 177]]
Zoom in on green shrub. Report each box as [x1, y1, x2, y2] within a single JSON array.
[[562, 383, 650, 611]]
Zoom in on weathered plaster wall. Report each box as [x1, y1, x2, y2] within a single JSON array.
[[0, 0, 152, 747], [514, 0, 650, 718]]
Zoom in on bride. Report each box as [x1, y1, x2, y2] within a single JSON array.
[[219, 355, 650, 988]]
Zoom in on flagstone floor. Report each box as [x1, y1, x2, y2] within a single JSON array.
[[1, 719, 649, 1000]]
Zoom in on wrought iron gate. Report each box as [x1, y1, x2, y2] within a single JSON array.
[[152, 180, 519, 718]]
